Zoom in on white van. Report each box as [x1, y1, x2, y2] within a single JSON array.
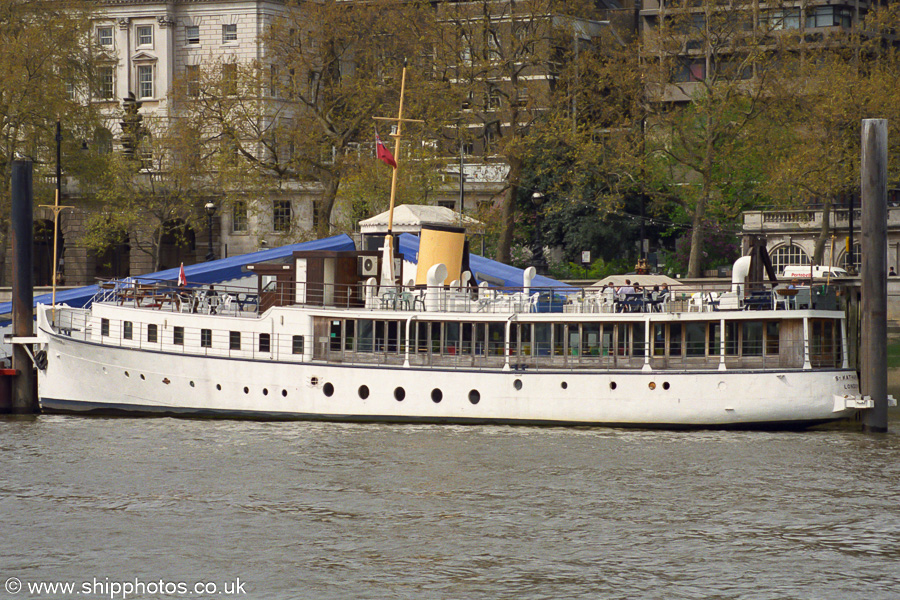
[[781, 265, 850, 279]]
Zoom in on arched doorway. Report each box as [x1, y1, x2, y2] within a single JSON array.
[[33, 219, 62, 286], [158, 219, 195, 271], [93, 233, 131, 280]]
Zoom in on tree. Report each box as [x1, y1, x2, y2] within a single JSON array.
[[641, 0, 793, 277], [759, 5, 900, 265], [433, 0, 602, 263], [81, 113, 211, 272], [171, 0, 453, 241], [0, 0, 98, 284]]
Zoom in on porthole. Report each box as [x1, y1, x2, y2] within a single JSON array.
[[561, 381, 568, 390], [190, 381, 195, 387], [310, 376, 319, 386], [431, 388, 443, 403], [323, 382, 334, 397], [263, 388, 269, 396], [514, 379, 523, 391], [610, 381, 617, 390], [649, 382, 656, 390], [124, 371, 130, 378], [359, 385, 370, 399], [663, 382, 670, 390], [243, 386, 249, 394], [394, 387, 406, 401], [468, 390, 480, 405], [140, 374, 146, 381], [282, 389, 287, 397], [216, 384, 222, 391]]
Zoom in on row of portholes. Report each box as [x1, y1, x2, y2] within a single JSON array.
[[321, 382, 481, 405], [124, 372, 291, 397], [609, 381, 671, 390]]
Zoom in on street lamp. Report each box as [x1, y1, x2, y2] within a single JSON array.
[[531, 191, 548, 276], [204, 201, 216, 261]]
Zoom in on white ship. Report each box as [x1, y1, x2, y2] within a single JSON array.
[[31, 240, 873, 428]]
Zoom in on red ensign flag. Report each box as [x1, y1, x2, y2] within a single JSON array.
[[375, 133, 397, 168]]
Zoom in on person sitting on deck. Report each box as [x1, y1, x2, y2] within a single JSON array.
[[617, 279, 635, 300]]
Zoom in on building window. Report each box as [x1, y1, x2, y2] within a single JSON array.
[[269, 64, 278, 98], [222, 23, 237, 43], [201, 328, 212, 348], [186, 25, 200, 45], [762, 9, 800, 30], [138, 65, 153, 98], [806, 6, 852, 29], [124, 321, 133, 340], [846, 243, 861, 272], [98, 26, 113, 47], [771, 244, 810, 273], [437, 200, 455, 210], [137, 25, 153, 46], [222, 62, 237, 95], [259, 333, 271, 353], [292, 335, 304, 355], [232, 200, 248, 232], [148, 323, 158, 343], [273, 200, 291, 232], [174, 326, 184, 345], [99, 66, 114, 100], [230, 331, 241, 350], [101, 318, 109, 337], [186, 64, 200, 97]]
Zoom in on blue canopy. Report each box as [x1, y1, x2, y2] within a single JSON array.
[[0, 234, 355, 316], [396, 233, 573, 289]]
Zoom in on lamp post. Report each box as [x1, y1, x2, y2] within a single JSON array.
[[531, 191, 548, 276], [204, 201, 216, 261]]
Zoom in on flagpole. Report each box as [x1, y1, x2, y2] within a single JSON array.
[[386, 66, 407, 237]]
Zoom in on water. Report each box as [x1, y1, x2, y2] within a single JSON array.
[[2, 417, 899, 600]]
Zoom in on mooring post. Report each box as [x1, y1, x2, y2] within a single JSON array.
[[10, 159, 37, 414], [860, 119, 888, 432]]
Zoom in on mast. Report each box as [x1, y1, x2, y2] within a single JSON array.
[[373, 64, 423, 286]]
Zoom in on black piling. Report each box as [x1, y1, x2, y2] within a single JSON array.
[[9, 160, 37, 414], [860, 119, 888, 432]]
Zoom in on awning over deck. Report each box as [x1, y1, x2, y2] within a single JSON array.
[[0, 234, 355, 316]]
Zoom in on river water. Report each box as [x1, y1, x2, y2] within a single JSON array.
[[1, 416, 899, 600]]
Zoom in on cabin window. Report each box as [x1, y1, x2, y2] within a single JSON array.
[[517, 323, 532, 356], [375, 321, 388, 353], [460, 322, 474, 355], [330, 320, 342, 351], [259, 333, 271, 353], [292, 335, 304, 354], [123, 321, 133, 340], [766, 321, 780, 355], [344, 320, 355, 351], [669, 323, 682, 356], [685, 323, 706, 357], [724, 322, 739, 355], [358, 319, 373, 352], [101, 318, 110, 337], [534, 323, 551, 356], [810, 319, 840, 367], [147, 323, 158, 343], [229, 331, 241, 350], [742, 322, 763, 356], [173, 326, 184, 345], [488, 322, 504, 355], [633, 324, 646, 357], [567, 324, 580, 356], [201, 329, 212, 348], [582, 323, 601, 356], [708, 323, 721, 355], [444, 322, 460, 355]]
